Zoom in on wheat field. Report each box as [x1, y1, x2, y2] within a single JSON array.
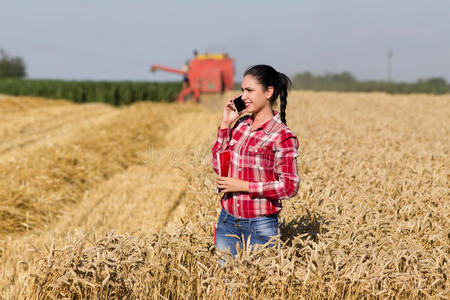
[[0, 91, 448, 299]]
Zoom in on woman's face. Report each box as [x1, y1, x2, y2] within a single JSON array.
[[241, 75, 273, 114]]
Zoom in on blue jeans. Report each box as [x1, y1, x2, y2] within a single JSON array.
[[215, 209, 279, 257]]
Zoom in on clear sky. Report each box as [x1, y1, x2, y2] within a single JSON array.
[[1, 0, 449, 82]]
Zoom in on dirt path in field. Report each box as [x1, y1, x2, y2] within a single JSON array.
[[0, 100, 221, 297]]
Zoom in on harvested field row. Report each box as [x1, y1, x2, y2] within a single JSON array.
[[0, 107, 120, 162], [0, 94, 71, 115], [0, 102, 112, 140]]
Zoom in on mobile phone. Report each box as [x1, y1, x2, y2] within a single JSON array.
[[232, 95, 246, 115]]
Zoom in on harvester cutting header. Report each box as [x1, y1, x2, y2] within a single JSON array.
[[151, 52, 234, 103]]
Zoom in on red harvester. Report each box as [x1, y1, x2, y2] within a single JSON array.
[[151, 53, 234, 103]]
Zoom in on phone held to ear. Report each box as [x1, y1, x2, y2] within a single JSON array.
[[232, 95, 246, 115]]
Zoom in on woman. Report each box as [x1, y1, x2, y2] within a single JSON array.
[[212, 64, 300, 257]]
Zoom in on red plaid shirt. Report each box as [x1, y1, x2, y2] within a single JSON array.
[[212, 111, 300, 218]]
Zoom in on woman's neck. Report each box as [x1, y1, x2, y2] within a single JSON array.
[[252, 106, 274, 128]]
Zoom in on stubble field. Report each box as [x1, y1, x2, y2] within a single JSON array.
[[0, 91, 448, 299]]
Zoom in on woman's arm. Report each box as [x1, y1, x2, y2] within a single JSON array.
[[211, 95, 245, 175], [216, 177, 249, 192], [248, 134, 300, 199]]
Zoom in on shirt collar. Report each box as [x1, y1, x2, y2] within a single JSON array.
[[243, 110, 281, 135]]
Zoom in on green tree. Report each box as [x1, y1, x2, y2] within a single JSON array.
[[0, 48, 26, 78]]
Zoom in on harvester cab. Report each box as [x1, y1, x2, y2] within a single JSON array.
[[151, 53, 234, 103]]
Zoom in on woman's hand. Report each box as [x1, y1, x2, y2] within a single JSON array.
[[220, 95, 245, 129], [216, 177, 249, 193]]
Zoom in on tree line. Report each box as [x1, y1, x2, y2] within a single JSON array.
[[0, 49, 26, 78], [291, 71, 450, 94], [0, 79, 181, 105]]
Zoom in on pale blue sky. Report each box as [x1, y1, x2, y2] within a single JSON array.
[[1, 0, 449, 82]]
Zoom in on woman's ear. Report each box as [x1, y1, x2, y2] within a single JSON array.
[[265, 86, 274, 99]]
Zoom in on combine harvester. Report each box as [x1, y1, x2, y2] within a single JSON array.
[[151, 53, 234, 103]]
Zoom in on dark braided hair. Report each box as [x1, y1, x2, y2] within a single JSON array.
[[244, 65, 292, 125]]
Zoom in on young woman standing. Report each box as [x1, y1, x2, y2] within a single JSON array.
[[212, 64, 300, 257]]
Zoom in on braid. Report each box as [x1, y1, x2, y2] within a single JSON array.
[[278, 72, 291, 126], [280, 92, 287, 125]]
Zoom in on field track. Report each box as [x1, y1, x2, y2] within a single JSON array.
[[0, 92, 448, 298]]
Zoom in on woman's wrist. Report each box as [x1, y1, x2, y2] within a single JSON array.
[[220, 121, 231, 129], [241, 180, 250, 192]]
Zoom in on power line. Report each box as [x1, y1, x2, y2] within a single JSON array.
[[387, 49, 393, 82]]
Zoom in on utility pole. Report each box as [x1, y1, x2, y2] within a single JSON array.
[[387, 49, 393, 82]]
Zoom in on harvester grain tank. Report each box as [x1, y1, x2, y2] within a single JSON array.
[[151, 53, 234, 103]]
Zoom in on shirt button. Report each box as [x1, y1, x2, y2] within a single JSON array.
[[238, 168, 242, 171], [237, 204, 240, 207]]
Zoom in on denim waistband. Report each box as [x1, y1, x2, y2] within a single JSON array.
[[221, 208, 278, 224]]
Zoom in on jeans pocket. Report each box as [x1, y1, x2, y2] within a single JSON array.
[[251, 218, 279, 242]]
